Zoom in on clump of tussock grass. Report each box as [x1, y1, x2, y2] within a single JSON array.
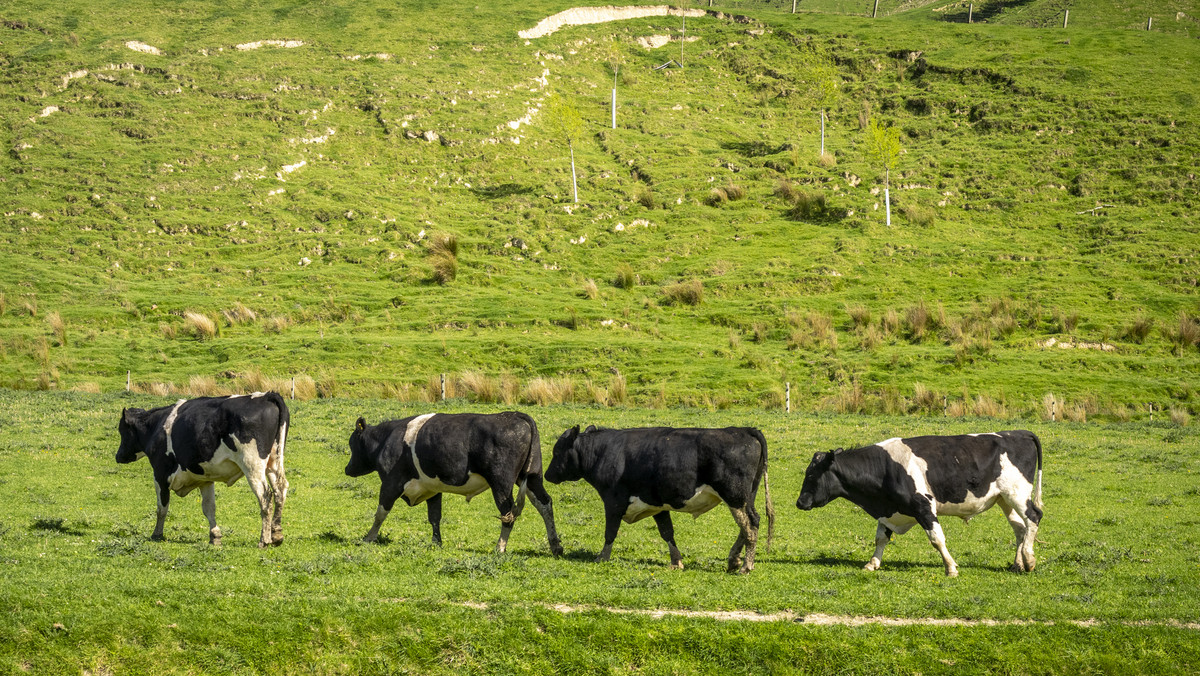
[[263, 315, 290, 334], [160, 322, 177, 340], [608, 374, 627, 406], [222, 302, 256, 326], [635, 185, 655, 209], [751, 322, 769, 344], [954, 332, 992, 365], [1169, 407, 1191, 427], [705, 187, 729, 207], [662, 279, 703, 306], [183, 312, 218, 340], [522, 377, 573, 406], [186, 375, 222, 397], [292, 375, 317, 401], [774, 179, 799, 203], [723, 183, 745, 201], [858, 324, 884, 351], [36, 371, 54, 391], [904, 300, 935, 342], [425, 374, 454, 402], [614, 263, 637, 290], [825, 382, 866, 414], [460, 371, 500, 404], [427, 233, 459, 284], [1164, 311, 1200, 354], [0, 293, 6, 315], [846, 304, 871, 330], [1056, 309, 1080, 333], [901, 203, 935, 227], [500, 375, 521, 406], [22, 297, 37, 317], [787, 310, 837, 352], [880, 308, 902, 336], [912, 382, 941, 414], [1122, 315, 1155, 344], [581, 279, 599, 300], [818, 151, 836, 168], [33, 336, 50, 367], [585, 379, 609, 406], [787, 190, 831, 221], [879, 386, 906, 416], [72, 381, 101, 394], [46, 311, 66, 347]]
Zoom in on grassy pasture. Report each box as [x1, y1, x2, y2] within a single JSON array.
[[1, 390, 1198, 673], [0, 0, 1197, 414]]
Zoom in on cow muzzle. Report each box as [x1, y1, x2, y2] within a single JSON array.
[[796, 494, 814, 510]]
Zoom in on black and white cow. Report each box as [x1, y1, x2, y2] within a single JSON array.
[[115, 393, 290, 547], [796, 431, 1043, 577], [545, 425, 774, 573], [345, 412, 562, 555]]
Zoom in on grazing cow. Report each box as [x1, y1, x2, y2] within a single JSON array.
[[115, 392, 290, 547], [345, 412, 562, 555], [545, 425, 774, 573], [796, 431, 1043, 577]]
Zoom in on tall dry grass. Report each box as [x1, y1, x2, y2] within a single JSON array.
[[663, 279, 703, 306], [222, 302, 257, 326], [183, 312, 218, 340], [460, 371, 501, 403], [46, 311, 67, 347], [523, 377, 573, 406]]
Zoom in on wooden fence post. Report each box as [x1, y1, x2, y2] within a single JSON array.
[[1149, 403, 1154, 421], [126, 370, 131, 392], [291, 377, 295, 400], [1052, 397, 1057, 422], [1063, 10, 1069, 28], [968, 3, 973, 23], [872, 0, 879, 18], [441, 373, 446, 401], [1147, 17, 1153, 30], [786, 382, 791, 413], [792, 0, 798, 13]]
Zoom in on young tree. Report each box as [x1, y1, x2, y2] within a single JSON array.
[[544, 93, 584, 203], [865, 117, 901, 225], [810, 61, 839, 158]]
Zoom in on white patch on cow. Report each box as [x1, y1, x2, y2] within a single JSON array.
[[623, 485, 723, 524], [250, 392, 266, 398], [878, 513, 919, 534], [399, 413, 491, 505], [162, 399, 187, 458], [967, 433, 1001, 438], [167, 440, 249, 496]]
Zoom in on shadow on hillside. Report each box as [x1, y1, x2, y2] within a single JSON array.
[[940, 0, 1040, 24], [722, 140, 787, 158], [471, 183, 534, 199]]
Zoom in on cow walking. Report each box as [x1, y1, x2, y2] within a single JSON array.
[[115, 392, 290, 547], [796, 431, 1043, 577], [345, 412, 562, 555], [545, 425, 774, 573]]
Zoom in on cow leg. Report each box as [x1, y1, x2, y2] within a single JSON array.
[[727, 506, 758, 574], [653, 512, 684, 570], [490, 484, 517, 554], [526, 474, 563, 557], [200, 482, 221, 545], [864, 522, 894, 571], [152, 480, 170, 541], [363, 487, 400, 543], [921, 518, 958, 577], [265, 449, 288, 546], [596, 499, 626, 563], [1001, 498, 1040, 573], [426, 493, 443, 547], [245, 472, 274, 548]]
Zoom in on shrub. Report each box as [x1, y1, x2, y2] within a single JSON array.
[[614, 264, 636, 290], [183, 312, 218, 340], [663, 279, 703, 306]]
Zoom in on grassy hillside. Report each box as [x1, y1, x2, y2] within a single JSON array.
[[1, 0, 1198, 416]]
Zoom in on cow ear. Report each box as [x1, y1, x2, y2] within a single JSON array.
[[355, 417, 367, 432], [585, 425, 597, 433]]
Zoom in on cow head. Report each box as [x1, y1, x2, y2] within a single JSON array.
[[345, 417, 376, 477], [115, 408, 149, 464], [545, 425, 583, 484], [796, 450, 840, 510]]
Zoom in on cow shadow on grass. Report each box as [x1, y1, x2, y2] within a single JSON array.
[[806, 554, 1011, 574], [31, 517, 87, 537], [317, 530, 352, 544]]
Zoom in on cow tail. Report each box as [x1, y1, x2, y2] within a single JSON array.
[[1032, 431, 1043, 511], [753, 428, 775, 551], [267, 391, 290, 460], [514, 412, 541, 518]]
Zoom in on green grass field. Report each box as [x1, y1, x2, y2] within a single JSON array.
[[2, 0, 1200, 671], [1, 0, 1197, 416], [1, 390, 1199, 673]]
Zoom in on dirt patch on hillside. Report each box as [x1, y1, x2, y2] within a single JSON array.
[[519, 6, 707, 39]]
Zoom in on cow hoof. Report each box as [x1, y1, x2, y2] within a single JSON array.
[[670, 560, 684, 571], [271, 538, 283, 547], [738, 565, 753, 575], [258, 541, 270, 549], [550, 543, 564, 557], [210, 537, 222, 547], [862, 563, 879, 572], [593, 555, 610, 563], [150, 534, 165, 542], [946, 569, 959, 578]]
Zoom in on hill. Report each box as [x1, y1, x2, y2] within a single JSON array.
[[1, 0, 1198, 418]]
